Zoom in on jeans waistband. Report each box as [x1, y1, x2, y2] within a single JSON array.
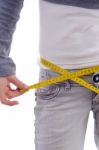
[[39, 68, 94, 86]]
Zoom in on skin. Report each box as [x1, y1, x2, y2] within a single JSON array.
[[0, 75, 29, 106]]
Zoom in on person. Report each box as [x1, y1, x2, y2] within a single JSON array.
[[1, 0, 99, 150]]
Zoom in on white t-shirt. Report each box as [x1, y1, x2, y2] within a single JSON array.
[[38, 0, 99, 69]]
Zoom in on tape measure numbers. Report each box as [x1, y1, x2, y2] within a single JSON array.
[[20, 57, 99, 94]]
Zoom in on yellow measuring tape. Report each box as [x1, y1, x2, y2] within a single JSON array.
[[20, 57, 99, 94]]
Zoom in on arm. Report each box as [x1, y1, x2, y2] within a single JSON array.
[[0, 0, 29, 106], [0, 0, 24, 76]]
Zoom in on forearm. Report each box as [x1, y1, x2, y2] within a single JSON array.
[[0, 0, 24, 76]]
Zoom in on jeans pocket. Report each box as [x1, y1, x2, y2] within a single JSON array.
[[35, 69, 60, 100]]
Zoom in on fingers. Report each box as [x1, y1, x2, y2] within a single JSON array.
[[6, 88, 23, 99], [0, 94, 19, 106], [0, 75, 30, 106], [7, 76, 29, 91], [1, 99, 19, 106]]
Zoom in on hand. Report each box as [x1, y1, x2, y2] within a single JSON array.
[[0, 75, 29, 106]]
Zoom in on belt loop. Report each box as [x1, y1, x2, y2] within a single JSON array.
[[64, 80, 71, 90]]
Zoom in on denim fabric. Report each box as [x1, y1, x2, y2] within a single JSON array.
[[43, 0, 99, 9], [34, 67, 99, 150], [0, 0, 24, 76]]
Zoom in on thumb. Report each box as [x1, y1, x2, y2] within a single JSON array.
[[7, 76, 29, 91]]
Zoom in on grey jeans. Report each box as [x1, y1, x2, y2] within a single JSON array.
[[34, 67, 99, 150]]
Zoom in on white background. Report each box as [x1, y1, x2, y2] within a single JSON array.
[[0, 0, 97, 149]]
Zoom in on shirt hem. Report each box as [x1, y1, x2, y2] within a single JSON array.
[[38, 59, 99, 69]]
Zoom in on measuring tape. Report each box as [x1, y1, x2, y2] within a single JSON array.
[[20, 57, 99, 94]]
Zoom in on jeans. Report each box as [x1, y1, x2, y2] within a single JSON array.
[[34, 67, 99, 150]]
